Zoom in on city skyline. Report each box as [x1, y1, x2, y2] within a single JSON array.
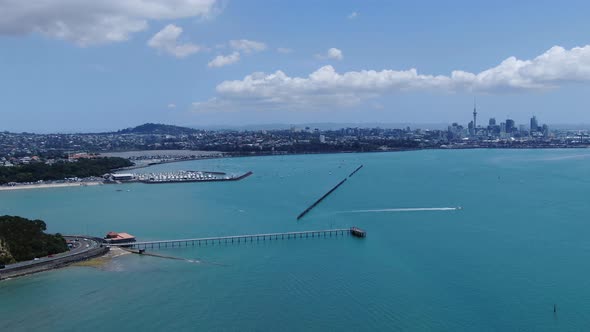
[[3, 1, 590, 132]]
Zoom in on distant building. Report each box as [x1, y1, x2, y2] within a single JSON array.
[[105, 232, 136, 245], [447, 123, 464, 140], [111, 173, 134, 181], [319, 135, 326, 143], [530, 116, 539, 133], [68, 152, 94, 160], [489, 118, 496, 126], [542, 124, 549, 138], [472, 109, 477, 136], [506, 119, 515, 133]]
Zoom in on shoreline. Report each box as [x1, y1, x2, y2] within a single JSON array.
[[1, 147, 589, 191], [0, 182, 102, 191], [0, 237, 109, 281]]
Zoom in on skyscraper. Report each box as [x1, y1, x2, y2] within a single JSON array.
[[530, 116, 539, 133], [542, 124, 549, 138], [506, 119, 515, 133]]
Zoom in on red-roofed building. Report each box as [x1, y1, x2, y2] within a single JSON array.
[[105, 232, 136, 244]]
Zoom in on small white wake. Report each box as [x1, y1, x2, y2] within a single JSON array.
[[344, 207, 461, 213]]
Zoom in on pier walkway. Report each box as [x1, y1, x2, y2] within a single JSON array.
[[108, 228, 363, 249]]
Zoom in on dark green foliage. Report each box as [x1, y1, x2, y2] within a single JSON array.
[[0, 157, 133, 184], [0, 216, 68, 264], [117, 123, 198, 135]]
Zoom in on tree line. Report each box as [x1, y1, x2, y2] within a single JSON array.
[[0, 157, 133, 184]]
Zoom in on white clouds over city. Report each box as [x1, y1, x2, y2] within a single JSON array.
[[208, 52, 240, 68], [0, 0, 218, 46], [229, 39, 267, 53], [194, 45, 590, 111], [316, 48, 343, 60], [148, 24, 202, 58], [207, 39, 266, 68]]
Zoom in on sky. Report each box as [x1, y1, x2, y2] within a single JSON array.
[[2, 0, 590, 132]]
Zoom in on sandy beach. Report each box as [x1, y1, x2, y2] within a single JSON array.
[[0, 182, 103, 191]]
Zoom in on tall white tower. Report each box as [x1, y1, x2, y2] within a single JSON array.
[[472, 98, 477, 136]]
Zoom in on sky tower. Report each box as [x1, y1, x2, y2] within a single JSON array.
[[473, 98, 477, 135]]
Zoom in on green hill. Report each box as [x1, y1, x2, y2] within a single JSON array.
[[0, 216, 68, 264], [117, 123, 199, 135]]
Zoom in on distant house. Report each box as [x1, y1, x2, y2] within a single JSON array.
[[111, 173, 134, 181], [104, 232, 136, 244], [67, 152, 99, 161]]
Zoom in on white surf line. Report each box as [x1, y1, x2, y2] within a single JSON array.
[[345, 207, 461, 213]]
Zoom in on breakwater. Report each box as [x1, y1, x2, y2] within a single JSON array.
[[348, 164, 364, 178], [297, 178, 348, 220], [296, 165, 363, 220]]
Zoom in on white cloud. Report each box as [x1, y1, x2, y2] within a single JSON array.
[[316, 48, 343, 60], [194, 45, 590, 111], [229, 39, 267, 53], [208, 52, 240, 68], [328, 48, 344, 60], [277, 47, 293, 54], [348, 12, 358, 19], [148, 24, 202, 58], [0, 0, 218, 46], [168, 103, 177, 109]]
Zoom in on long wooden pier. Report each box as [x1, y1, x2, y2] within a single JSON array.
[[108, 228, 362, 249]]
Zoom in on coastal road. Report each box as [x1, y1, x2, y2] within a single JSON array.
[[0, 236, 103, 276]]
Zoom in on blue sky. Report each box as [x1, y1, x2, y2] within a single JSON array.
[[1, 0, 590, 132]]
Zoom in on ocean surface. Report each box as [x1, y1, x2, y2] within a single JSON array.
[[2, 149, 590, 331]]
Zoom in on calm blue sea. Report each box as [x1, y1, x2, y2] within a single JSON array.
[[2, 149, 590, 331]]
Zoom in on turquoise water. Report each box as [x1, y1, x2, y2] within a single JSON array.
[[2, 149, 590, 331]]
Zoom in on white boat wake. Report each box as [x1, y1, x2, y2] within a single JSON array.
[[343, 207, 461, 213]]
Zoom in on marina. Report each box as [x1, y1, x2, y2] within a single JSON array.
[[109, 170, 253, 184]]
